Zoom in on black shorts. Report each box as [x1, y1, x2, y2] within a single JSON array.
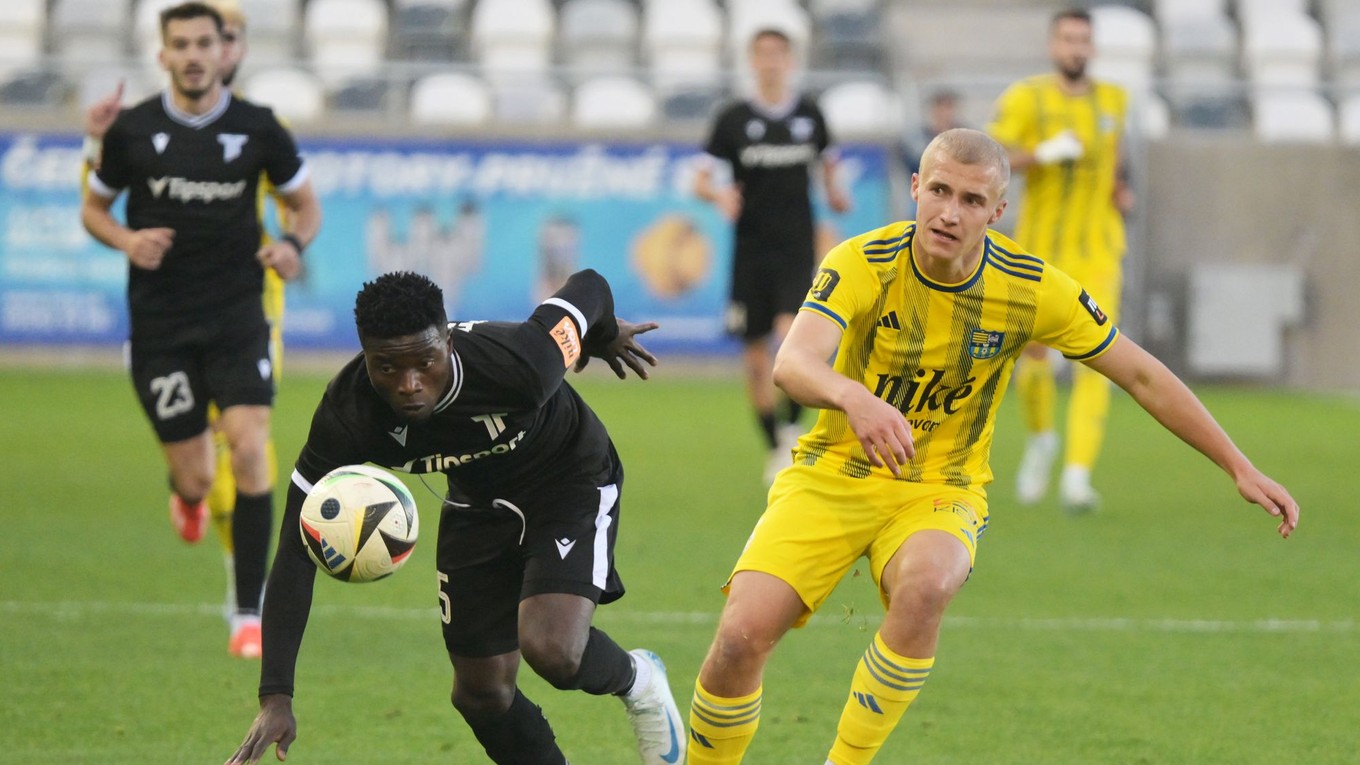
[[725, 251, 816, 341], [128, 304, 273, 443], [436, 462, 626, 659]]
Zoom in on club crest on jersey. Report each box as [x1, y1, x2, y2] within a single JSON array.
[[810, 268, 840, 301], [967, 329, 1004, 359], [1078, 289, 1108, 325], [152, 132, 169, 154], [218, 133, 248, 162], [790, 116, 814, 142], [745, 119, 766, 140]]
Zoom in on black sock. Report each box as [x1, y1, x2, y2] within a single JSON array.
[[465, 689, 567, 765], [786, 399, 804, 426], [232, 491, 272, 613], [557, 627, 636, 696], [757, 410, 778, 449]]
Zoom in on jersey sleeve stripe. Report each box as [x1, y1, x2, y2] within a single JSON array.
[[800, 301, 848, 329], [541, 296, 589, 337], [86, 172, 119, 199], [291, 468, 315, 493], [273, 160, 310, 194], [1064, 326, 1119, 360]]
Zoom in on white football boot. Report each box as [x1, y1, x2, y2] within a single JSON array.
[[621, 649, 685, 765], [1015, 431, 1058, 505]]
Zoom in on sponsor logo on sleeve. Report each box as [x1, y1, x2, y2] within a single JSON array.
[[1078, 289, 1108, 325], [550, 315, 581, 367], [810, 268, 841, 301]]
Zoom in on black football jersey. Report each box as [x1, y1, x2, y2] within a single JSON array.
[[703, 96, 833, 257], [90, 90, 305, 332]]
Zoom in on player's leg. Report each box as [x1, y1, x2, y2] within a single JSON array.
[[205, 404, 238, 618], [129, 341, 214, 542], [216, 403, 272, 657], [689, 466, 874, 764], [1060, 265, 1121, 512], [1014, 342, 1058, 504], [825, 491, 984, 765], [517, 468, 685, 764], [440, 501, 569, 763]]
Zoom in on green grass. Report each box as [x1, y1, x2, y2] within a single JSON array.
[[0, 364, 1356, 764]]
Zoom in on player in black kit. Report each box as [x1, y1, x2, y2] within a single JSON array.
[[225, 270, 686, 765], [694, 27, 851, 484], [79, 2, 321, 659]]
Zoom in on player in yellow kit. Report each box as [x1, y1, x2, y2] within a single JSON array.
[[81, 0, 295, 657], [987, 7, 1136, 511], [684, 129, 1297, 765]]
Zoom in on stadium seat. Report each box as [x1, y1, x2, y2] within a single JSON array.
[[0, 69, 67, 107], [492, 75, 567, 124], [0, 0, 44, 79], [1338, 94, 1360, 145], [1241, 8, 1322, 88], [727, 0, 810, 64], [818, 79, 903, 138], [1161, 10, 1238, 86], [572, 76, 657, 128], [330, 76, 392, 114], [643, 0, 724, 90], [132, 0, 181, 76], [1251, 90, 1334, 144], [49, 0, 129, 70], [813, 10, 886, 73], [409, 71, 491, 125], [244, 67, 325, 122], [390, 2, 467, 62], [1323, 5, 1360, 88], [1152, 0, 1227, 21], [1137, 91, 1170, 140], [305, 0, 389, 87], [1089, 5, 1157, 92], [236, 0, 302, 68], [559, 0, 639, 72], [661, 87, 722, 122], [77, 65, 156, 110], [471, 0, 555, 82]]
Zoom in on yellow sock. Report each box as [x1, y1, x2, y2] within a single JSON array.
[[687, 680, 761, 765], [207, 423, 236, 553], [827, 632, 933, 765], [1065, 364, 1111, 468], [1014, 354, 1055, 433]]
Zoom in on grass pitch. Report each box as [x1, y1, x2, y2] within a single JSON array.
[[0, 363, 1356, 764]]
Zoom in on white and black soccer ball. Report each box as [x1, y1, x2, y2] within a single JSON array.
[[299, 464, 419, 583]]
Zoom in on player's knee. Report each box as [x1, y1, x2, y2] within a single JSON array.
[[709, 613, 781, 671], [171, 467, 214, 503], [519, 633, 583, 690], [887, 567, 965, 617], [451, 680, 515, 721]]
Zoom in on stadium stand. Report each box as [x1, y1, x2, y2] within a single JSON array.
[[244, 66, 326, 122], [559, 0, 639, 72], [572, 75, 657, 128], [409, 70, 491, 125]]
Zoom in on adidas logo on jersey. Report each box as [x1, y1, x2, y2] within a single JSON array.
[[877, 311, 901, 330]]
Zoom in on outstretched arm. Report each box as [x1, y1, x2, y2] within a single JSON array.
[[773, 310, 915, 475], [1083, 336, 1299, 538]]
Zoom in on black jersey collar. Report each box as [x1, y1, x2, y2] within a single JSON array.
[[161, 88, 231, 129], [431, 348, 464, 414]]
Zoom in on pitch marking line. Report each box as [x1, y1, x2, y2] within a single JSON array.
[[1, 600, 1353, 634]]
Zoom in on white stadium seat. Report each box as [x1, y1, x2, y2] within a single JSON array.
[[560, 0, 639, 71], [305, 0, 389, 87], [818, 80, 903, 138], [643, 0, 724, 90], [1089, 5, 1157, 93], [471, 0, 554, 82], [572, 76, 657, 128], [491, 76, 567, 124], [1251, 90, 1334, 144], [1241, 9, 1322, 88], [1338, 94, 1360, 145], [50, 0, 126, 69], [410, 72, 491, 126], [244, 66, 325, 122]]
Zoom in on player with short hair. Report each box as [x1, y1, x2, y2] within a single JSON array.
[[683, 128, 1297, 765], [695, 27, 851, 483], [79, 1, 321, 658], [987, 7, 1137, 511], [225, 270, 686, 765]]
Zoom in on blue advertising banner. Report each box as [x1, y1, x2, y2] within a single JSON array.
[[0, 132, 891, 353]]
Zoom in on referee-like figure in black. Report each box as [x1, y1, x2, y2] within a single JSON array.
[[226, 270, 686, 765], [694, 27, 852, 485], [80, 2, 321, 658]]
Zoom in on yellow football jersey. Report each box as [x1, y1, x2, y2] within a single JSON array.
[[988, 74, 1128, 266], [795, 221, 1118, 490]]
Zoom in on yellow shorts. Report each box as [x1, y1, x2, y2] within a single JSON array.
[[728, 463, 989, 626]]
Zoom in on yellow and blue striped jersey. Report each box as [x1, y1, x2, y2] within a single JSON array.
[[796, 221, 1118, 491], [988, 74, 1128, 266]]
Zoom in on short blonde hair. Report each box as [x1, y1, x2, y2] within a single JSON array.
[[922, 128, 1011, 196], [207, 0, 245, 28]]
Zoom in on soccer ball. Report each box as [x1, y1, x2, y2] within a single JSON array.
[[299, 464, 419, 583]]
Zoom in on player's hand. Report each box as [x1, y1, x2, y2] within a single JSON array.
[[714, 187, 743, 222], [123, 227, 174, 270], [84, 80, 124, 139], [1033, 130, 1084, 164], [226, 694, 297, 764], [257, 240, 302, 280], [843, 386, 914, 476], [827, 187, 852, 215], [1233, 466, 1299, 539], [575, 319, 659, 380]]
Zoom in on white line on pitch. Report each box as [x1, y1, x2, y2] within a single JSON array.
[[0, 600, 1353, 634]]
